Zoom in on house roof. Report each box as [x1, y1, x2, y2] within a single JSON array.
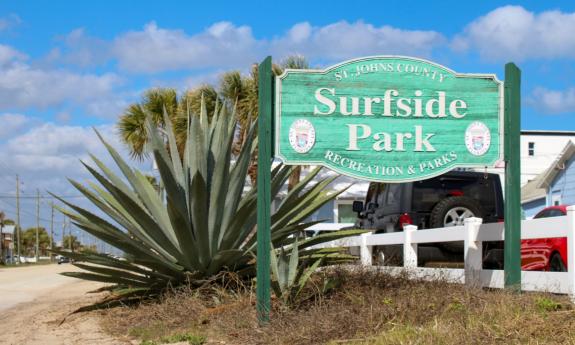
[[537, 141, 575, 189], [521, 174, 546, 203], [521, 130, 575, 136]]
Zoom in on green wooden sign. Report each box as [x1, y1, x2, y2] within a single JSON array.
[[275, 56, 503, 182]]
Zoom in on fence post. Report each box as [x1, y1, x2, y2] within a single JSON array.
[[404, 225, 418, 269], [464, 217, 483, 288], [360, 232, 373, 266], [567, 206, 575, 302]]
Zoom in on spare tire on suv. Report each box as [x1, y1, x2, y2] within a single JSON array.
[[429, 196, 483, 252], [353, 171, 504, 266]]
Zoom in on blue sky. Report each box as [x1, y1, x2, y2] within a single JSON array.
[[1, 1, 575, 232]]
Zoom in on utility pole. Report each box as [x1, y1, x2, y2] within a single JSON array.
[[35, 189, 40, 261], [50, 203, 54, 262], [69, 220, 72, 252], [15, 175, 21, 264], [61, 213, 66, 250]]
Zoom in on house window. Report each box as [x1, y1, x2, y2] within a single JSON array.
[[528, 142, 535, 156], [335, 199, 359, 223], [307, 201, 334, 223]]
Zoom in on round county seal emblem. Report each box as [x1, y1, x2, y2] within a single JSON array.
[[289, 119, 316, 153], [465, 121, 491, 156]]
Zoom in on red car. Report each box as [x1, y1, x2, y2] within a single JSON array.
[[521, 205, 568, 272]]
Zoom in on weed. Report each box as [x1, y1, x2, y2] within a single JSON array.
[[447, 300, 465, 312], [535, 296, 562, 312], [161, 333, 206, 345], [139, 341, 157, 345]]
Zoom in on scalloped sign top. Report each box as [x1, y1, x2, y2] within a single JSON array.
[[275, 56, 503, 182]]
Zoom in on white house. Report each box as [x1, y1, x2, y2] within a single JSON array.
[[520, 130, 575, 185], [522, 141, 575, 218]]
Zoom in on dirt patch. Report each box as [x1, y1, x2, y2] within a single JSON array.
[[0, 278, 134, 345], [101, 268, 575, 345]]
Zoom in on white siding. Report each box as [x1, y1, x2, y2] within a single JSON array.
[[521, 132, 575, 185]]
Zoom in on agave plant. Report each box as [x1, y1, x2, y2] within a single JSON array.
[[270, 235, 352, 305], [51, 97, 362, 293]]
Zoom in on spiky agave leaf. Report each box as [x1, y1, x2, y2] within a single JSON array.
[[53, 95, 358, 293], [270, 235, 355, 305]]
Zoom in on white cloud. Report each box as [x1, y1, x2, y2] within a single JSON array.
[[0, 113, 32, 139], [0, 63, 121, 109], [113, 21, 261, 73], [0, 44, 26, 66], [0, 44, 123, 116], [48, 28, 111, 67], [1, 121, 146, 179], [7, 123, 106, 156], [452, 6, 575, 61], [58, 20, 443, 74], [271, 21, 445, 61], [84, 96, 131, 119], [0, 121, 149, 228], [528, 87, 575, 114], [55, 111, 71, 123]]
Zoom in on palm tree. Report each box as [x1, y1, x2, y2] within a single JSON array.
[[117, 56, 311, 190], [118, 87, 220, 161], [216, 56, 309, 187], [118, 88, 179, 160]]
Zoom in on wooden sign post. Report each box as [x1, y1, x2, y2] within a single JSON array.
[[504, 63, 521, 289], [257, 56, 273, 324]]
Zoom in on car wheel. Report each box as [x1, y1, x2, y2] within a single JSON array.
[[429, 196, 483, 252], [549, 253, 566, 272]]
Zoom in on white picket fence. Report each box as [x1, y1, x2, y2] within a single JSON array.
[[312, 205, 575, 300]]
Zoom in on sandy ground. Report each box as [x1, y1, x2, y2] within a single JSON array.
[[0, 264, 134, 345]]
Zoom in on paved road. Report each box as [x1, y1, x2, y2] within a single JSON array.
[[0, 263, 83, 311]]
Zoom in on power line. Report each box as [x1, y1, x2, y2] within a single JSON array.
[[0, 199, 67, 224], [0, 195, 86, 199]]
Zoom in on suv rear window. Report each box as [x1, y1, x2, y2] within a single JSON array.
[[412, 176, 496, 213]]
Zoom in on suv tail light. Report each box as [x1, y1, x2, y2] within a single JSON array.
[[398, 213, 413, 229], [448, 190, 464, 197]]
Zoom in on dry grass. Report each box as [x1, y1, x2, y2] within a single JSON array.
[[100, 268, 575, 345]]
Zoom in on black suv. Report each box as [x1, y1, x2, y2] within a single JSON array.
[[352, 171, 504, 264]]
